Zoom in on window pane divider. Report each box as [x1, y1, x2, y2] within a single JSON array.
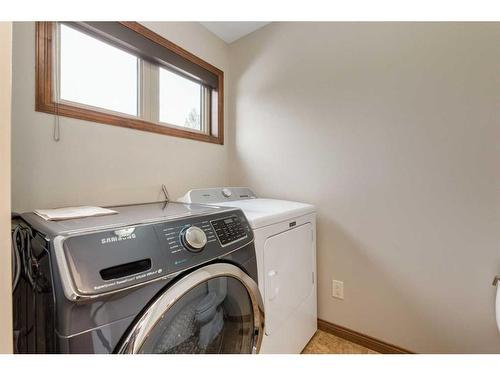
[[140, 60, 159, 123]]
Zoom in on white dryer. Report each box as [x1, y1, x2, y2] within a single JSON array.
[[179, 187, 317, 353]]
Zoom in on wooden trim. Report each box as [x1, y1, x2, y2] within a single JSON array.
[[318, 319, 414, 354], [119, 22, 223, 78], [35, 22, 224, 145]]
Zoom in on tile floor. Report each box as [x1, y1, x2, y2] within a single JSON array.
[[302, 330, 378, 354]]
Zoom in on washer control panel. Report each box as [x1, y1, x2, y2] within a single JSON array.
[[180, 226, 208, 252], [160, 220, 217, 255], [61, 208, 253, 297], [211, 216, 247, 246]]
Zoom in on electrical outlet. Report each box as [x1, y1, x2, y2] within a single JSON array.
[[332, 280, 344, 300]]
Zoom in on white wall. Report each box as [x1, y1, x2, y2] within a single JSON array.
[[0, 22, 13, 354], [11, 22, 230, 212], [229, 22, 500, 353]]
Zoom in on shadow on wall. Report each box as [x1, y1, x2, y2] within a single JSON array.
[[227, 22, 278, 172], [317, 215, 452, 353]]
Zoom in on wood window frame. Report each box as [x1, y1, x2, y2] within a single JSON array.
[[35, 22, 224, 145]]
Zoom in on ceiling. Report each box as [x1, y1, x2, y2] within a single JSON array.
[[199, 22, 270, 44]]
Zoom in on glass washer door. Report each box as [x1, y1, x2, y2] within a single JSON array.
[[118, 263, 264, 354]]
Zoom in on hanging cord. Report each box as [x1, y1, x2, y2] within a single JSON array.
[[53, 107, 60, 142], [11, 226, 22, 292], [52, 25, 61, 142], [11, 224, 39, 291]]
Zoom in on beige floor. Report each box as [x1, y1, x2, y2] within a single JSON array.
[[302, 330, 378, 354]]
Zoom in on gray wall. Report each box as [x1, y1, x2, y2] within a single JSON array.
[[11, 22, 230, 212], [228, 22, 500, 353]]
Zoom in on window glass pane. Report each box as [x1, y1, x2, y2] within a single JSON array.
[[159, 68, 202, 131], [59, 24, 138, 116]]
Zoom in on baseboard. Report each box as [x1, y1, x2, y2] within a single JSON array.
[[317, 319, 414, 354]]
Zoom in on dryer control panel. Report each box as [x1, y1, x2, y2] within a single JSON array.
[[179, 187, 257, 204]]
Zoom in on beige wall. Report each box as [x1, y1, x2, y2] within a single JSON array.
[[11, 22, 230, 212], [0, 22, 13, 354], [229, 22, 500, 353], [10, 21, 500, 354]]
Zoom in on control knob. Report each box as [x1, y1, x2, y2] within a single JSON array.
[[181, 226, 207, 252], [221, 188, 232, 198]]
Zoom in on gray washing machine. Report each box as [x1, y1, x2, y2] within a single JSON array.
[[14, 202, 264, 354]]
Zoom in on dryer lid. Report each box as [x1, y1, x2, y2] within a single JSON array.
[[206, 199, 315, 229], [179, 188, 315, 229]]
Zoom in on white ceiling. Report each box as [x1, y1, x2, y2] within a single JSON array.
[[199, 22, 270, 44]]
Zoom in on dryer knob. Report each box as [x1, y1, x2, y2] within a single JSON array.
[[221, 188, 232, 198], [181, 226, 207, 252]]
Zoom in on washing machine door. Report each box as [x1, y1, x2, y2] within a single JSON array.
[[117, 263, 264, 354]]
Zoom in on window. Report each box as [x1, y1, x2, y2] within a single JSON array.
[[159, 67, 203, 131], [59, 24, 139, 116], [36, 22, 224, 144]]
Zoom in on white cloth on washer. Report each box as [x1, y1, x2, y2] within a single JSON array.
[[33, 206, 117, 221]]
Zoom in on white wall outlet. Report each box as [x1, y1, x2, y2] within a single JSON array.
[[332, 280, 344, 300]]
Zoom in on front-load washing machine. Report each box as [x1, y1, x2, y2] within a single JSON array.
[[179, 187, 317, 353], [13, 202, 264, 353]]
